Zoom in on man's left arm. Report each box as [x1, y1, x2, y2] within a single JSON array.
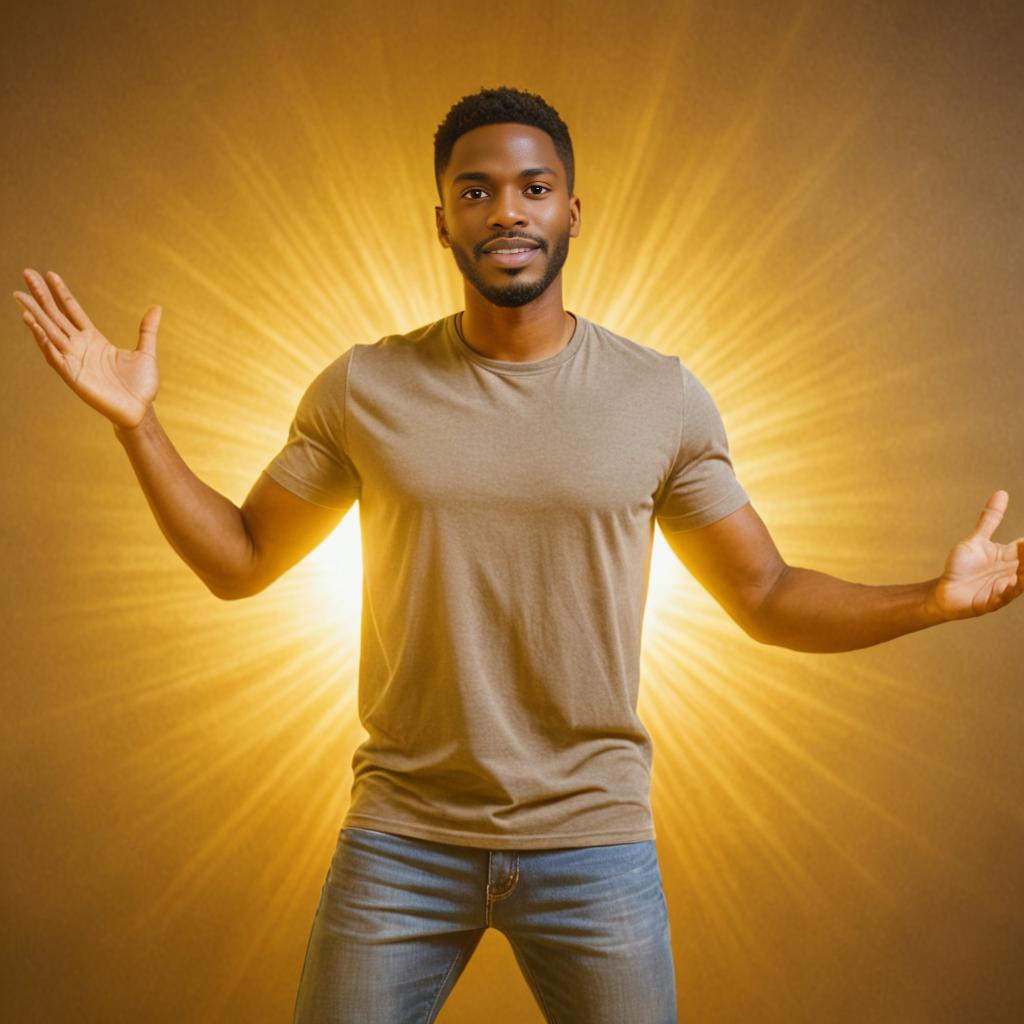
[[662, 490, 1024, 653]]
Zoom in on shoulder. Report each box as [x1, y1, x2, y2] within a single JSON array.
[[301, 316, 449, 389], [361, 315, 449, 357], [336, 315, 454, 381], [586, 319, 724, 398], [295, 344, 357, 407], [582, 318, 735, 437], [582, 318, 699, 414], [584, 317, 681, 374]]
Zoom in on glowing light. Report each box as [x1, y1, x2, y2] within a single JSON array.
[[308, 503, 364, 637], [648, 525, 687, 615]]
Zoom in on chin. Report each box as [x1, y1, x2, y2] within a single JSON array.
[[476, 282, 554, 307]]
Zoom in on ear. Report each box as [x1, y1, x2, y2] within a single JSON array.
[[569, 195, 582, 239], [435, 205, 450, 249]]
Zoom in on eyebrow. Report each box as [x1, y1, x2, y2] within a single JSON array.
[[452, 166, 558, 185]]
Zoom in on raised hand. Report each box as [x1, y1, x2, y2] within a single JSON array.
[[13, 268, 161, 429], [929, 490, 1024, 620]]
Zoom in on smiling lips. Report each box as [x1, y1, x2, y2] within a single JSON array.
[[481, 238, 542, 267]]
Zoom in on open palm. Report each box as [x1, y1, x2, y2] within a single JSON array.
[[932, 491, 1024, 620], [14, 268, 160, 429]]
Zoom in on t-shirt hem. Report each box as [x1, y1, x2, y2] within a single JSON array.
[[262, 463, 354, 511], [342, 812, 656, 850], [658, 488, 749, 534]]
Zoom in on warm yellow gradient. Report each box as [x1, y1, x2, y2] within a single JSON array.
[[4, 2, 1023, 1023]]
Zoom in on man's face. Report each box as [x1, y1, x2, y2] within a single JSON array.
[[435, 123, 581, 308]]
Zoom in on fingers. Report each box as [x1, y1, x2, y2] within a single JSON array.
[[13, 287, 72, 355], [19, 305, 71, 379], [996, 570, 1024, 608], [996, 538, 1024, 608], [45, 270, 94, 331], [22, 268, 76, 335], [137, 305, 161, 357], [970, 489, 1008, 542]]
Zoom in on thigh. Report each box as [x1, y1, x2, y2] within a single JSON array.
[[494, 840, 677, 1024], [293, 828, 487, 1024]]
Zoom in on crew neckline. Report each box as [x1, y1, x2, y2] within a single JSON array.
[[446, 311, 587, 375]]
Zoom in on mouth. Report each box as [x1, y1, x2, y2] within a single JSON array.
[[482, 246, 541, 268]]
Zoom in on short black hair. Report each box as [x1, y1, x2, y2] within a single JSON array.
[[433, 86, 575, 203]]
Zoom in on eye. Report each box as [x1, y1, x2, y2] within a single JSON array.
[[526, 184, 551, 196], [462, 188, 487, 200]]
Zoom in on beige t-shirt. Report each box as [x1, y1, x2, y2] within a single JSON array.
[[263, 311, 749, 849]]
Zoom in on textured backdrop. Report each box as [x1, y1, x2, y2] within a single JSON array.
[[3, 1, 1023, 1021]]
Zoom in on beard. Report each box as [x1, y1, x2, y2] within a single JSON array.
[[448, 226, 571, 308]]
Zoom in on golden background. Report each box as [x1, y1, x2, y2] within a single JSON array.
[[3, 1, 1023, 1021]]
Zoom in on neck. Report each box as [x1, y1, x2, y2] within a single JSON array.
[[460, 282, 575, 363]]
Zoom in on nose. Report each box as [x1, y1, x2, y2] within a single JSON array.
[[486, 185, 528, 230]]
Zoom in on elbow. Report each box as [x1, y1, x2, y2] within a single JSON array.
[[735, 565, 791, 646], [203, 572, 265, 601], [715, 597, 776, 644], [205, 579, 244, 601], [201, 524, 266, 600], [738, 612, 782, 647]]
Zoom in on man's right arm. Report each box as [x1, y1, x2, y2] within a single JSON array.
[[14, 267, 344, 601], [115, 405, 345, 600]]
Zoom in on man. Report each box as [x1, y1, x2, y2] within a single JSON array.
[[14, 86, 1022, 1024]]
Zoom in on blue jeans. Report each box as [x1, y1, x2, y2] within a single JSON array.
[[293, 827, 678, 1023]]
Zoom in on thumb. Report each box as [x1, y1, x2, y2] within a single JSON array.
[[969, 489, 1008, 541], [137, 305, 161, 358]]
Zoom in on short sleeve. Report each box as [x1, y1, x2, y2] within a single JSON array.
[[262, 347, 362, 511], [654, 360, 749, 533]]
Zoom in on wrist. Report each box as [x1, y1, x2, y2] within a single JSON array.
[[921, 578, 952, 625], [113, 403, 157, 443]]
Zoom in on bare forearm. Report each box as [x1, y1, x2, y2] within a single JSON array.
[[752, 566, 948, 652], [113, 405, 254, 598]]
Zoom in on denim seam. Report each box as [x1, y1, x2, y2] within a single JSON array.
[[506, 938, 560, 1024], [422, 936, 475, 1024], [489, 860, 520, 900], [485, 859, 520, 924]]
